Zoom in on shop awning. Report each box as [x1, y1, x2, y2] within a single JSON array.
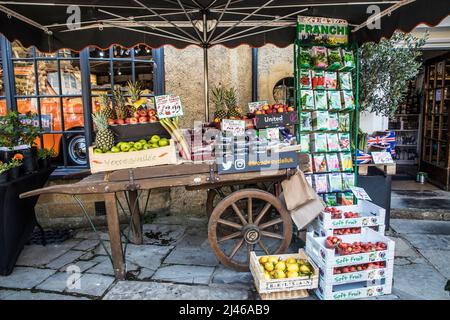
[[0, 0, 449, 52]]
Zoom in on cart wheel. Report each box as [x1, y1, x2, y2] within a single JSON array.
[[208, 189, 292, 272]]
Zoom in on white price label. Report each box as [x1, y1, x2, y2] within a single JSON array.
[[221, 119, 246, 136], [248, 101, 268, 113], [155, 95, 183, 119], [350, 187, 372, 201]]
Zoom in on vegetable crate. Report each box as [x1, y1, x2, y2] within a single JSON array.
[[307, 219, 385, 237], [249, 250, 319, 300], [305, 228, 395, 268], [88, 140, 179, 174], [319, 200, 386, 229]]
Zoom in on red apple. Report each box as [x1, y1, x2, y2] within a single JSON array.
[[108, 119, 116, 125], [125, 118, 131, 124], [117, 119, 125, 125], [138, 109, 148, 117], [148, 109, 156, 116], [287, 106, 294, 112], [149, 115, 158, 123], [138, 116, 148, 123], [133, 111, 140, 118], [129, 117, 138, 124], [277, 107, 284, 113]]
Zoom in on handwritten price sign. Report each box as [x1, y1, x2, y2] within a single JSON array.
[[248, 101, 268, 113], [221, 119, 246, 136], [155, 95, 184, 119]]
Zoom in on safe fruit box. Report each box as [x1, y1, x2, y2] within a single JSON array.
[[253, 111, 299, 129], [88, 140, 179, 174], [307, 219, 385, 238], [319, 200, 386, 229], [315, 277, 393, 300], [249, 250, 319, 295], [305, 229, 395, 268]]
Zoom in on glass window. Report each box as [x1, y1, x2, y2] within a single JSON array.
[[60, 60, 82, 95], [11, 41, 33, 58], [14, 61, 35, 95]]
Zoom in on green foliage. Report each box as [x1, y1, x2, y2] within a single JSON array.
[[0, 111, 40, 148], [38, 148, 56, 159], [360, 32, 426, 117]]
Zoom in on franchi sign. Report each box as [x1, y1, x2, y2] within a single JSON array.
[[297, 16, 349, 45]]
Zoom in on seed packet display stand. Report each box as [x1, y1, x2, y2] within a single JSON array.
[[20, 164, 296, 279], [294, 41, 359, 206]]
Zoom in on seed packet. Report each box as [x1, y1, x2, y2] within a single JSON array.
[[328, 113, 339, 131], [312, 46, 328, 69], [300, 112, 312, 131], [328, 173, 343, 192], [338, 192, 354, 205], [311, 133, 328, 152], [305, 174, 314, 188], [326, 153, 340, 172], [339, 152, 353, 172], [314, 174, 329, 194], [341, 49, 355, 71], [300, 134, 310, 153], [312, 70, 325, 90], [338, 113, 350, 132], [327, 48, 343, 71], [313, 153, 328, 173], [338, 133, 351, 151], [259, 128, 279, 141], [324, 72, 338, 90], [314, 91, 328, 110], [299, 69, 312, 89], [341, 172, 355, 191], [341, 91, 355, 110], [312, 111, 329, 131], [299, 48, 312, 68], [327, 133, 340, 152], [305, 154, 313, 172], [323, 193, 338, 206], [339, 72, 353, 90], [327, 91, 342, 111], [300, 90, 315, 110]]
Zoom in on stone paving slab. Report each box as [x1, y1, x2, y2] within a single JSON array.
[[67, 273, 115, 297], [416, 249, 450, 278], [211, 266, 253, 286], [0, 290, 89, 300], [125, 244, 173, 270], [36, 272, 74, 293], [163, 246, 219, 267], [46, 250, 85, 270], [72, 239, 100, 251], [152, 265, 215, 285], [390, 219, 450, 235], [59, 260, 98, 273], [0, 267, 55, 290], [123, 224, 186, 246], [103, 281, 249, 300], [74, 229, 110, 240], [388, 236, 420, 258], [85, 259, 139, 276], [16, 241, 81, 267], [393, 263, 450, 300], [402, 234, 450, 251]]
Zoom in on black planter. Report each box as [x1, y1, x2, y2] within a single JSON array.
[[0, 172, 8, 183], [0, 149, 14, 163], [21, 147, 38, 174], [38, 158, 50, 169], [8, 167, 21, 180]]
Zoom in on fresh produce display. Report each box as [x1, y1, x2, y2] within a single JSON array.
[[324, 207, 360, 219], [258, 256, 314, 280], [93, 135, 170, 154], [225, 87, 243, 118], [312, 46, 328, 69], [92, 111, 115, 153], [159, 117, 191, 160], [314, 91, 328, 110], [252, 103, 294, 115], [333, 262, 386, 274], [336, 239, 388, 255], [212, 85, 227, 120], [333, 227, 361, 235]]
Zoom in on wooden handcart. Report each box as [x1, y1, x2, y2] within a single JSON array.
[[21, 163, 296, 280]]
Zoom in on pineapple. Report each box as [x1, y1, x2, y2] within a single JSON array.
[[225, 87, 242, 118], [99, 94, 116, 120], [127, 80, 145, 114], [92, 112, 115, 152], [113, 86, 128, 120], [211, 85, 227, 120]]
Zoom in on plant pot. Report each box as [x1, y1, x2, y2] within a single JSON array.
[[38, 158, 50, 169], [0, 171, 8, 183], [0, 149, 14, 163], [21, 147, 38, 174], [8, 167, 20, 180]]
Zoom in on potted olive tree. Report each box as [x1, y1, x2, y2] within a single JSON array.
[[0, 112, 22, 163], [19, 112, 40, 174]]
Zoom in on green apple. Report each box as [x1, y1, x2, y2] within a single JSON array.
[[142, 144, 151, 150], [158, 138, 169, 147], [129, 147, 137, 152], [106, 151, 112, 153], [120, 144, 130, 152], [134, 142, 143, 150], [93, 148, 103, 154], [150, 135, 161, 144], [128, 141, 135, 146], [116, 142, 124, 148], [151, 143, 159, 148], [138, 139, 147, 145], [111, 146, 120, 153]]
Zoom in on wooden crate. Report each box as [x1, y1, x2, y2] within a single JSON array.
[[88, 140, 179, 174], [358, 163, 396, 176], [249, 249, 319, 299]]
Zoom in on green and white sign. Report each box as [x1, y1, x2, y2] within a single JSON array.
[[297, 16, 349, 45]]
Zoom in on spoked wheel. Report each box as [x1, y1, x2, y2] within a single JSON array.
[[208, 189, 292, 272]]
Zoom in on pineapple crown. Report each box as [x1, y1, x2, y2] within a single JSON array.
[[127, 80, 143, 103], [92, 111, 109, 132], [224, 87, 237, 108], [113, 86, 126, 107], [99, 94, 111, 109], [211, 85, 226, 111]]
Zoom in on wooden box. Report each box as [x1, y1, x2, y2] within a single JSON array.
[[88, 140, 179, 174]]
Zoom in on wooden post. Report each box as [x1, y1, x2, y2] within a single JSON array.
[[127, 190, 143, 245], [104, 193, 125, 280]]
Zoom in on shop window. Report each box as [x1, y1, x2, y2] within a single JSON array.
[[0, 58, 5, 116], [273, 77, 294, 106]]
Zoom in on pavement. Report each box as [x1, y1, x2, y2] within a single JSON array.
[[0, 216, 449, 300]]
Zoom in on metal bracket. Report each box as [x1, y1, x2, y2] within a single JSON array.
[[126, 169, 140, 191], [207, 164, 219, 182]]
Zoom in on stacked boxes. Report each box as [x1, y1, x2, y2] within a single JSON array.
[[305, 228, 395, 300]]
